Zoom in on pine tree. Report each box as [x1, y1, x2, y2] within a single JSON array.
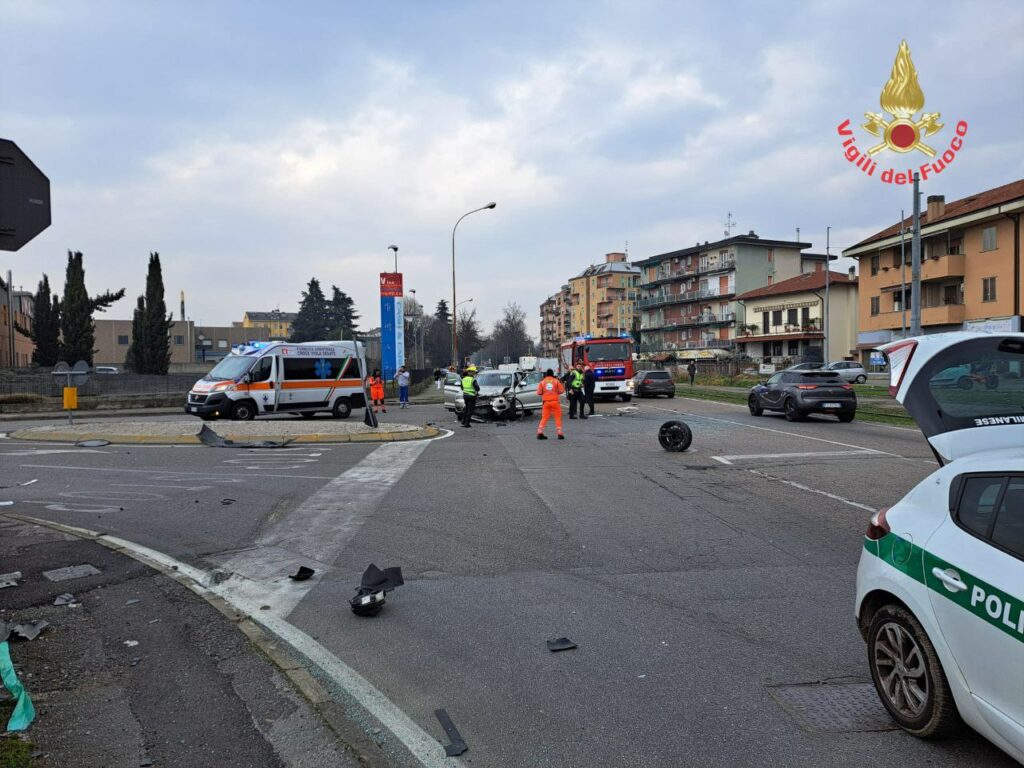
[[289, 278, 332, 342], [327, 285, 359, 339], [124, 296, 145, 373], [58, 251, 126, 365], [141, 252, 173, 374], [434, 300, 452, 327], [17, 275, 62, 366]]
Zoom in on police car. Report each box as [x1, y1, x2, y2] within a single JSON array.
[[855, 332, 1023, 762]]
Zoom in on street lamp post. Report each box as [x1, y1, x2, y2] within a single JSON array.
[[451, 203, 496, 366], [388, 245, 399, 273]]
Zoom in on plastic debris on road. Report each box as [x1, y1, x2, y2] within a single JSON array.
[[0, 620, 49, 643], [434, 709, 468, 756], [197, 425, 293, 449], [546, 637, 578, 652], [0, 479, 37, 489], [0, 571, 22, 589], [350, 563, 404, 617], [288, 566, 315, 582], [0, 640, 36, 731], [42, 564, 101, 582], [53, 593, 78, 606]]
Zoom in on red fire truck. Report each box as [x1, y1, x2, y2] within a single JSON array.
[[559, 336, 636, 401]]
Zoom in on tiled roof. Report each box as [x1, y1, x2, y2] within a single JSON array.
[[245, 311, 297, 322], [851, 178, 1024, 247], [736, 270, 857, 301], [574, 262, 641, 278]]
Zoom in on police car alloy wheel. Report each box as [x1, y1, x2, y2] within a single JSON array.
[[866, 604, 960, 737]]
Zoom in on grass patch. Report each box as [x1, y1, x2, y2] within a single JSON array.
[[0, 734, 33, 768], [0, 393, 47, 405]]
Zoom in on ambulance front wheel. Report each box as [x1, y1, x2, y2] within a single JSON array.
[[332, 397, 352, 419], [231, 400, 257, 421]]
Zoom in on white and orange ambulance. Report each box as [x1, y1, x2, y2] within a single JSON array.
[[184, 340, 367, 421]]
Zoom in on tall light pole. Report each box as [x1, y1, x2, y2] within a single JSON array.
[[451, 203, 496, 365], [900, 209, 907, 338], [910, 172, 922, 336], [388, 244, 399, 273], [824, 227, 831, 363]]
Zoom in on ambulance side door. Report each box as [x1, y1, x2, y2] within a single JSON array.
[[923, 473, 1024, 749]]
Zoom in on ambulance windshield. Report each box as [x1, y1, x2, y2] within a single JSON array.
[[205, 356, 255, 382]]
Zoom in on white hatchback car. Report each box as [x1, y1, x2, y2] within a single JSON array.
[[855, 332, 1024, 762]]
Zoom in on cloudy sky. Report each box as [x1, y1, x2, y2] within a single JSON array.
[[4, 0, 1022, 336]]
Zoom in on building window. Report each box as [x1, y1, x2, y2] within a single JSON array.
[[981, 226, 997, 252], [117, 334, 129, 345], [173, 335, 185, 346], [772, 342, 783, 356], [771, 310, 783, 327], [801, 307, 810, 325], [870, 255, 879, 275], [870, 296, 880, 316], [944, 283, 963, 305], [786, 308, 798, 326], [892, 251, 900, 267], [788, 340, 800, 356], [762, 312, 769, 333], [767, 248, 774, 263], [982, 277, 997, 302]]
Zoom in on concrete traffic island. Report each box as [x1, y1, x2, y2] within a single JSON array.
[[10, 418, 441, 445]]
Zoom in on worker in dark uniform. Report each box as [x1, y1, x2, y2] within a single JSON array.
[[567, 361, 586, 419], [582, 363, 596, 416], [460, 365, 480, 428]]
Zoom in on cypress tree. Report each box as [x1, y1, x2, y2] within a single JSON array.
[[124, 296, 145, 373], [17, 275, 62, 366], [58, 251, 125, 365], [328, 285, 359, 339], [141, 252, 172, 374], [289, 278, 331, 342]]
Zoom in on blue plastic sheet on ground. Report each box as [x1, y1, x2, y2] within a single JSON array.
[[0, 640, 35, 731]]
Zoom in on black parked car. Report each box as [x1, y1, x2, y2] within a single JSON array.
[[748, 370, 857, 422], [633, 370, 676, 398]]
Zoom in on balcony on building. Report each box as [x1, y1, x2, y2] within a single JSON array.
[[736, 318, 824, 343]]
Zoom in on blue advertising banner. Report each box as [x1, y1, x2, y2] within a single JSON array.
[[379, 272, 404, 381]]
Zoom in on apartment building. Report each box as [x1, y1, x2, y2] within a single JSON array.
[[636, 233, 812, 358], [568, 253, 641, 338], [735, 270, 858, 364], [539, 286, 571, 357], [843, 179, 1023, 365], [0, 279, 34, 368], [237, 310, 297, 340], [94, 319, 269, 366]]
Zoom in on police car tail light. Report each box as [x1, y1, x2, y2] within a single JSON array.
[[883, 340, 917, 396], [866, 507, 891, 540]]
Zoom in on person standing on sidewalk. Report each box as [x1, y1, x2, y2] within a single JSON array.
[[582, 363, 596, 416], [687, 360, 697, 386], [395, 366, 411, 409], [535, 368, 565, 440], [367, 369, 386, 414], [566, 361, 586, 419], [460, 365, 480, 428], [433, 367, 444, 391]]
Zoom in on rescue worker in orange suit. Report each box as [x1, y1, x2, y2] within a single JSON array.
[[535, 369, 565, 440]]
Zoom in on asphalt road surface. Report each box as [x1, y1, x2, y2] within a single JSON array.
[[1, 398, 1015, 767]]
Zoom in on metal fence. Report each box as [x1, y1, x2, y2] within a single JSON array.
[[0, 373, 199, 398]]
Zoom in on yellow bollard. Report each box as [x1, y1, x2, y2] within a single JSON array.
[[63, 386, 78, 410]]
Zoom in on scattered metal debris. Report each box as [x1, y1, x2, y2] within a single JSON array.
[[42, 564, 101, 582], [289, 566, 315, 582], [0, 620, 49, 642], [75, 439, 110, 448], [0, 572, 22, 589], [123, 640, 139, 648], [220, 498, 236, 505], [197, 425, 293, 449], [350, 564, 404, 617], [546, 637, 578, 652], [615, 405, 639, 416], [0, 479, 37, 489], [53, 593, 78, 606], [125, 598, 141, 606], [434, 709, 468, 757]]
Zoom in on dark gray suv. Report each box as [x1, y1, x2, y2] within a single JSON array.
[[633, 370, 676, 398], [748, 370, 857, 422]]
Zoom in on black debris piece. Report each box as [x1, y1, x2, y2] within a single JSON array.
[[221, 498, 236, 505], [434, 709, 468, 757], [289, 566, 315, 582], [75, 439, 110, 447], [197, 424, 293, 449], [546, 637, 578, 652], [350, 563, 404, 616], [53, 593, 78, 606]]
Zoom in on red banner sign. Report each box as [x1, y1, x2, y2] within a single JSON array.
[[379, 272, 403, 297]]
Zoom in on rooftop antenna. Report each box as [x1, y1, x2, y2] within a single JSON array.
[[796, 227, 800, 243], [624, 239, 629, 257], [723, 212, 736, 237]]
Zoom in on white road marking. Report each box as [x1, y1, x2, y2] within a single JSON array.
[[711, 449, 881, 465], [217, 439, 435, 617], [649, 405, 901, 456], [1, 448, 111, 455], [17, 464, 335, 480], [746, 469, 877, 512]]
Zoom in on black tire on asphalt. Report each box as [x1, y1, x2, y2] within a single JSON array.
[[300, 412, 316, 419], [621, 394, 632, 402], [783, 398, 802, 422], [658, 420, 692, 452], [668, 391, 675, 398], [866, 603, 962, 738], [748, 395, 763, 417], [231, 400, 257, 421], [838, 412, 856, 423], [332, 397, 352, 419], [506, 397, 526, 421]]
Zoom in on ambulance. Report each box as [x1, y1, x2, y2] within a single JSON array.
[[856, 332, 1023, 761], [184, 340, 367, 421]]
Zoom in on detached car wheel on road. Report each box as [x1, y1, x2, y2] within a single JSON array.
[[855, 332, 1024, 763], [748, 369, 856, 422]]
